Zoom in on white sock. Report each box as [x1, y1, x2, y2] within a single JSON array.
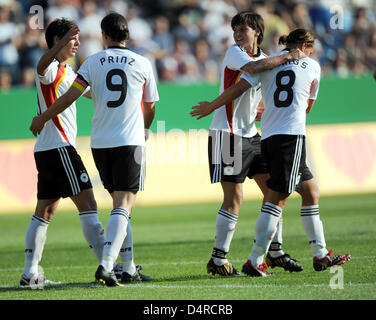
[[100, 208, 129, 271], [212, 209, 238, 265], [249, 202, 282, 266], [268, 215, 285, 258], [119, 221, 136, 275], [301, 205, 328, 259], [79, 210, 105, 263], [24, 215, 49, 278]]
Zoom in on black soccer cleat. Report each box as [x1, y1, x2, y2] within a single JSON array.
[[265, 252, 304, 272], [206, 258, 240, 277], [95, 265, 121, 287], [121, 265, 152, 283]]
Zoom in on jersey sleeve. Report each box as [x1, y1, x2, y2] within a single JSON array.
[[240, 71, 259, 88], [37, 60, 59, 85], [224, 45, 253, 71], [142, 59, 159, 102], [309, 64, 321, 100], [76, 58, 91, 85]]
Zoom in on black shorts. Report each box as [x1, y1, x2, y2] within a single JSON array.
[[91, 145, 145, 193], [34, 146, 92, 200], [208, 130, 268, 184], [261, 134, 313, 194]]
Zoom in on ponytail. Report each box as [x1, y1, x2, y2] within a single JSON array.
[[278, 29, 315, 47]]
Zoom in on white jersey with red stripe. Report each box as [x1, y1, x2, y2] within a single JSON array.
[[75, 46, 159, 148], [34, 59, 77, 152], [209, 44, 267, 138], [242, 50, 321, 140]]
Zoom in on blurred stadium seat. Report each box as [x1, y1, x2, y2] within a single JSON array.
[[0, 0, 375, 90]]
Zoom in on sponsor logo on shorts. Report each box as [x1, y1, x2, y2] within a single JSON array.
[[80, 172, 89, 183]]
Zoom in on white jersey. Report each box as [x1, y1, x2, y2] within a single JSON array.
[[34, 60, 77, 152], [75, 46, 159, 148], [210, 44, 266, 138], [242, 50, 320, 139]]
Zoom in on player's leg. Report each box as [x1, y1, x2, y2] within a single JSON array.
[[99, 190, 135, 272], [208, 181, 241, 272], [117, 214, 152, 282], [70, 188, 105, 263], [254, 173, 285, 257], [21, 147, 79, 286], [243, 135, 300, 276], [92, 146, 147, 286], [22, 198, 59, 283], [206, 131, 245, 276], [297, 177, 351, 271], [253, 173, 303, 272]]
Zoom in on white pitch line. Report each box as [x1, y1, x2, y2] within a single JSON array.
[[0, 282, 374, 290], [0, 256, 374, 274], [127, 282, 376, 289]]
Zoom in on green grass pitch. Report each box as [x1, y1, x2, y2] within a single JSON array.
[[0, 193, 375, 300]]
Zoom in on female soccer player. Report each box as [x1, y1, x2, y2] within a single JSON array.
[[21, 19, 105, 287], [191, 12, 306, 276], [192, 28, 351, 276], [30, 13, 159, 286]]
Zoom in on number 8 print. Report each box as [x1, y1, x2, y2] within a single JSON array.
[[273, 70, 296, 108]]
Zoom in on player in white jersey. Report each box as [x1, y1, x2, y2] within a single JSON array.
[[30, 13, 159, 286], [21, 19, 106, 288], [195, 29, 351, 276], [241, 29, 350, 276], [190, 12, 305, 276]]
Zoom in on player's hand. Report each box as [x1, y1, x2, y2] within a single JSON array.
[[30, 115, 45, 136], [145, 128, 150, 141], [190, 101, 214, 120], [61, 26, 80, 45], [289, 48, 306, 61]]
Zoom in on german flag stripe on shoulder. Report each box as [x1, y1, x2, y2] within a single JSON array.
[[72, 74, 89, 93]]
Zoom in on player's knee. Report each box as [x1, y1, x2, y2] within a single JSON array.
[[223, 190, 242, 213], [38, 206, 56, 221], [300, 185, 320, 205]]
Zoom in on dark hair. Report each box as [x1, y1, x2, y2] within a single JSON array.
[[45, 18, 77, 49], [101, 12, 129, 42], [278, 28, 315, 47], [231, 11, 264, 45]]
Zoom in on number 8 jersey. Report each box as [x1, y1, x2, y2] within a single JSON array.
[[73, 46, 159, 148], [242, 50, 320, 140]]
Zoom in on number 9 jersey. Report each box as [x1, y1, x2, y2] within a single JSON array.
[[242, 50, 320, 140], [73, 46, 159, 148]]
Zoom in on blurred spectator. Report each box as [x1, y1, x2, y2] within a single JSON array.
[[1, 0, 375, 88], [0, 2, 21, 88], [152, 15, 174, 54], [45, 0, 79, 23], [15, 16, 46, 87], [77, 0, 103, 64], [194, 38, 219, 82]]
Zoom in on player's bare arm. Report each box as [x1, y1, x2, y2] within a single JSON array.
[[30, 86, 82, 136], [37, 26, 80, 76], [190, 78, 251, 120], [143, 101, 155, 140], [306, 99, 315, 114], [83, 89, 92, 99], [255, 99, 265, 121], [241, 48, 306, 75], [143, 102, 156, 129]]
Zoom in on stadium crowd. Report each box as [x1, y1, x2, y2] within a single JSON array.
[[0, 0, 375, 89]]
